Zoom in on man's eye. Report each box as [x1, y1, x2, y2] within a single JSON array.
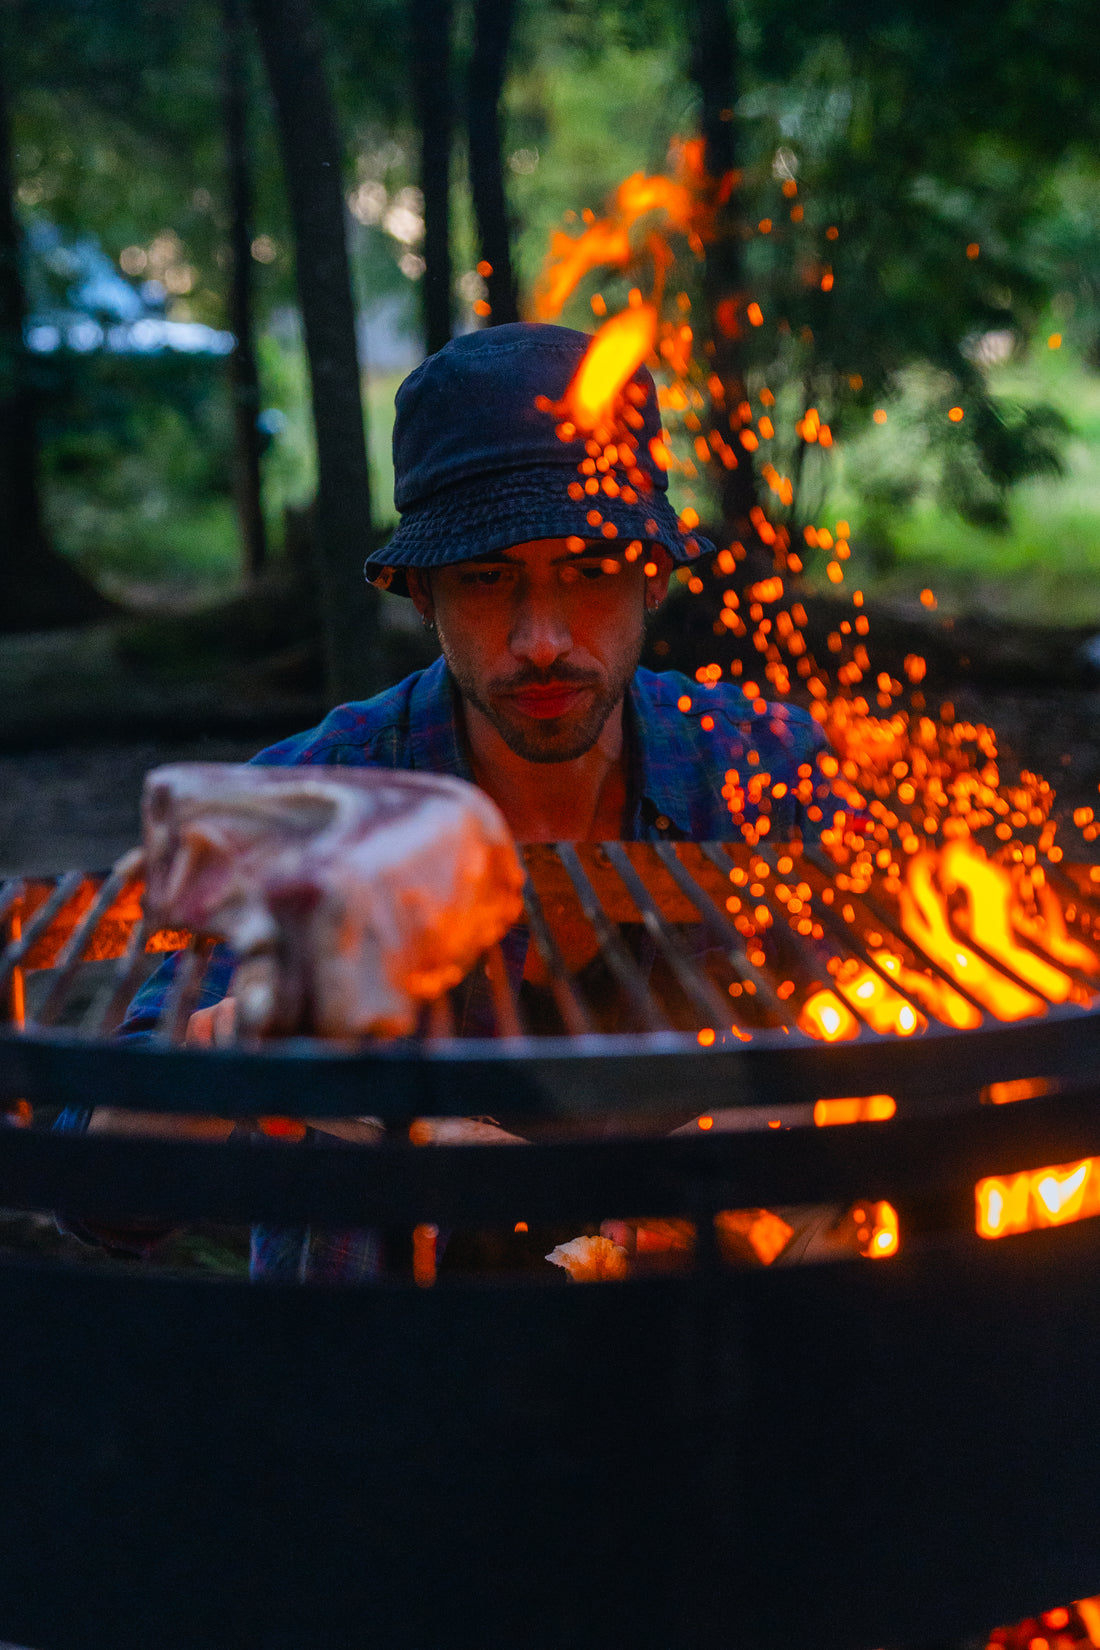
[[561, 561, 617, 584], [459, 568, 509, 587]]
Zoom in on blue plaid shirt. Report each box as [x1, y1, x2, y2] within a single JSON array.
[[58, 658, 832, 1282]]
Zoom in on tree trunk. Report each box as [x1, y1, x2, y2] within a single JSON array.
[[222, 0, 268, 584], [0, 15, 112, 631], [409, 0, 454, 355], [249, 0, 377, 702], [691, 0, 759, 548], [466, 0, 519, 325]]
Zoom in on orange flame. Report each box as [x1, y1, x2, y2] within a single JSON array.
[[563, 303, 658, 431], [814, 1094, 896, 1125], [831, 961, 923, 1036], [942, 840, 1076, 1002], [533, 139, 719, 322], [898, 849, 1047, 1021], [870, 947, 982, 1030], [534, 221, 634, 321], [977, 1157, 1100, 1239], [863, 1200, 900, 1258], [799, 988, 859, 1041]]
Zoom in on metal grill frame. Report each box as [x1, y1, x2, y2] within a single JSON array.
[[3, 849, 1100, 1650], [3, 840, 1100, 1126]]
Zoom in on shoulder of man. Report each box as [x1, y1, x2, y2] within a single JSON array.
[[634, 666, 826, 752], [249, 666, 431, 768]]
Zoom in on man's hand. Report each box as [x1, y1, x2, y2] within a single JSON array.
[[85, 997, 239, 1140], [185, 996, 238, 1047]]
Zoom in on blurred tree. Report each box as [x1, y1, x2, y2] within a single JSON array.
[[222, 0, 268, 581], [250, 0, 378, 699], [467, 0, 520, 324], [0, 7, 112, 630], [409, 0, 454, 353], [690, 0, 759, 548]]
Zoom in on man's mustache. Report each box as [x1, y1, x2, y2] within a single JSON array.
[[492, 666, 602, 695]]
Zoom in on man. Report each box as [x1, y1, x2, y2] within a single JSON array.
[[60, 321, 832, 1277]]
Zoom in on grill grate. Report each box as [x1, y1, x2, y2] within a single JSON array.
[[4, 840, 1099, 1046], [3, 842, 1100, 1129]]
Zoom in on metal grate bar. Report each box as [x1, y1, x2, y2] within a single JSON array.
[[424, 992, 456, 1040], [0, 871, 86, 998], [801, 845, 993, 1022], [707, 842, 886, 1029], [32, 851, 145, 1030], [601, 842, 744, 1035], [701, 839, 856, 1024], [0, 878, 25, 931], [484, 941, 525, 1039], [753, 846, 932, 1033], [520, 871, 594, 1037], [5, 845, 1100, 1063], [154, 937, 217, 1045], [651, 843, 787, 1023], [555, 844, 669, 1033], [87, 913, 155, 1038]]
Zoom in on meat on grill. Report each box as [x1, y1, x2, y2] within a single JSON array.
[[142, 764, 525, 1038]]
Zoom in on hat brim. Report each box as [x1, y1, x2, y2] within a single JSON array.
[[364, 466, 714, 596]]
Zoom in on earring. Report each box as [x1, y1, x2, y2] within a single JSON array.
[[421, 614, 436, 632]]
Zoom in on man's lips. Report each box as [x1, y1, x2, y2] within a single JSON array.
[[502, 682, 595, 719]]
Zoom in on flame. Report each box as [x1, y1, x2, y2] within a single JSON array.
[[984, 1077, 1052, 1104], [977, 1156, 1100, 1239], [533, 142, 714, 322], [831, 961, 924, 1036], [864, 1200, 900, 1258], [535, 221, 634, 321], [898, 850, 1047, 1021], [1015, 880, 1100, 972], [814, 1094, 896, 1126], [563, 303, 658, 431], [799, 988, 859, 1041], [871, 947, 982, 1030], [942, 840, 1076, 1001]]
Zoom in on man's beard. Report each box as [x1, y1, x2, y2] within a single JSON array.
[[440, 625, 644, 764]]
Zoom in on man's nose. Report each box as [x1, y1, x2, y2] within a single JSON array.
[[508, 595, 573, 670]]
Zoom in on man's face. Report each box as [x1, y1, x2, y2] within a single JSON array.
[[410, 538, 671, 763]]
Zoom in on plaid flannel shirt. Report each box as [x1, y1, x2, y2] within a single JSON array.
[[57, 657, 833, 1283]]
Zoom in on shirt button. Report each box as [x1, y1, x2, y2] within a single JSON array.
[[655, 814, 670, 831]]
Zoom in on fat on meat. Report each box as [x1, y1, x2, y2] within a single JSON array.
[[142, 763, 524, 1038]]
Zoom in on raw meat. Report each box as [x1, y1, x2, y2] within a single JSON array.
[[142, 764, 524, 1038]]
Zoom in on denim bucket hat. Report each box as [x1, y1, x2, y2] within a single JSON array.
[[364, 321, 714, 596]]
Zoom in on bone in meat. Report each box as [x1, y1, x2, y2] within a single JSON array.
[[142, 764, 525, 1037]]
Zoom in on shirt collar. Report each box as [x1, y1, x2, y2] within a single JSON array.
[[408, 655, 475, 781], [626, 669, 696, 837]]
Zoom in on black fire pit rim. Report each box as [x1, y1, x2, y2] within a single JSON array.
[[2, 999, 1098, 1122]]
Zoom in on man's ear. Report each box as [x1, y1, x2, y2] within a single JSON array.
[[406, 567, 434, 623], [644, 545, 674, 611]]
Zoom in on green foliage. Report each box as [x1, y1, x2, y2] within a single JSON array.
[[7, 0, 1100, 618], [32, 349, 238, 593], [817, 337, 1100, 623]]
